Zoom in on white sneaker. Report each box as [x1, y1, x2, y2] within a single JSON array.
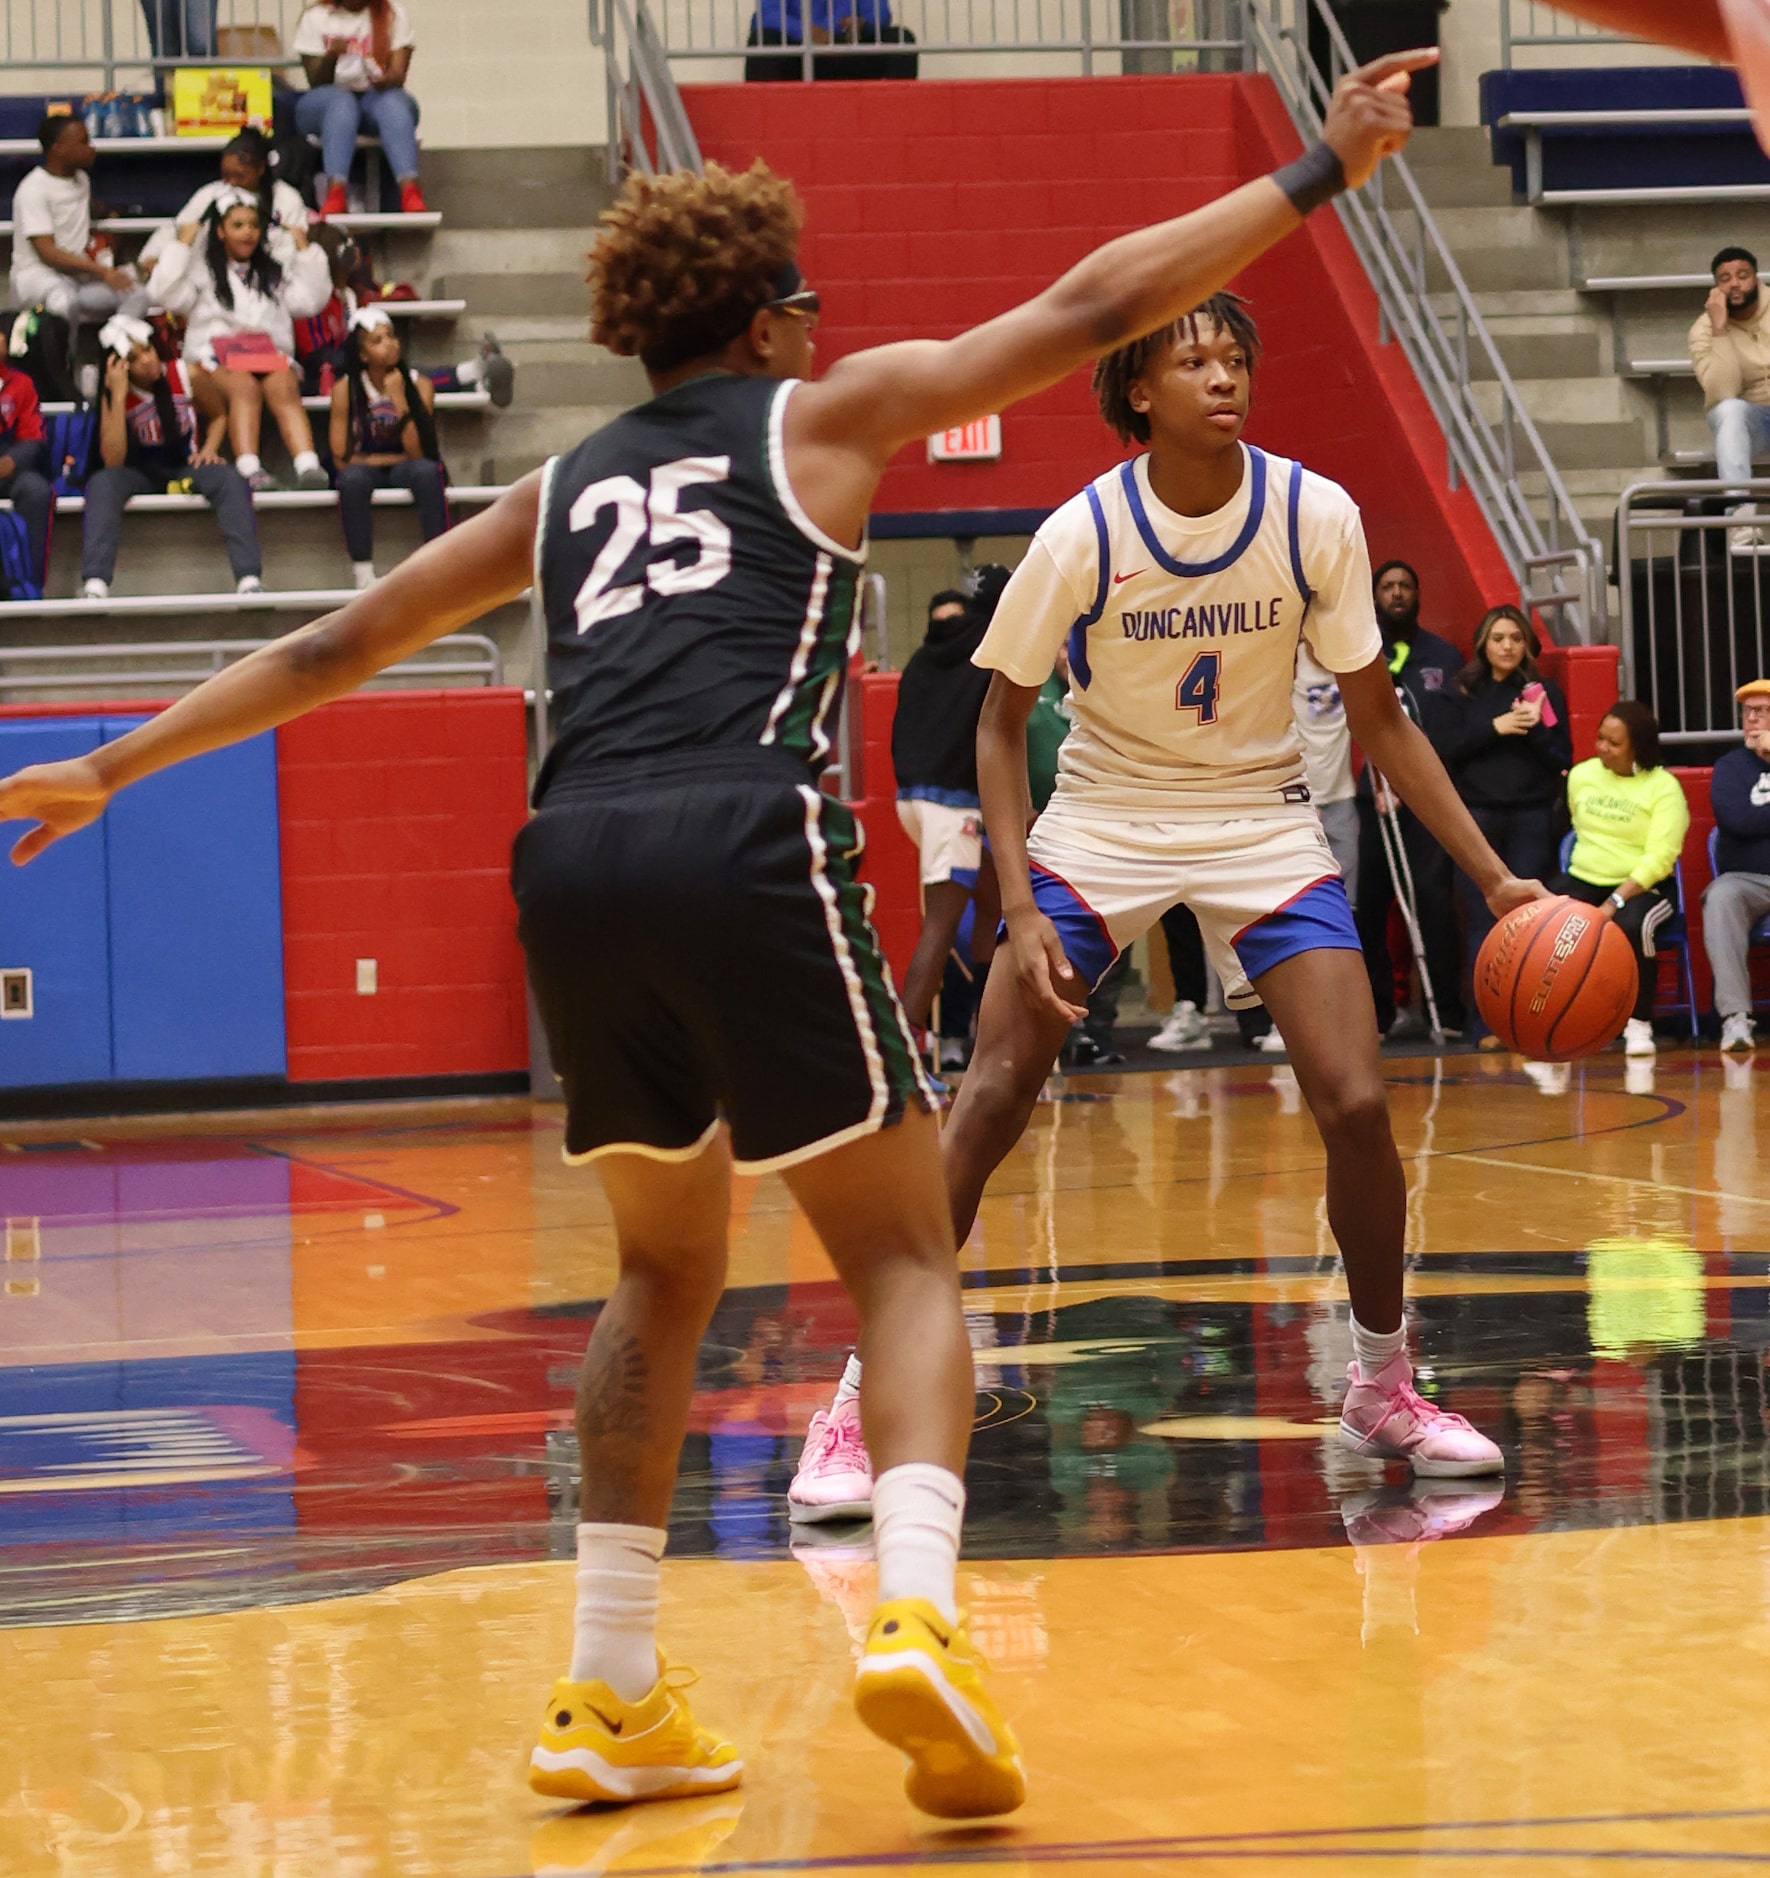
[[1721, 1013, 1755, 1053], [81, 578, 108, 601], [353, 562, 376, 591], [1623, 1018, 1656, 1057], [236, 575, 264, 596], [1256, 1029, 1287, 1054], [1149, 1001, 1208, 1052]]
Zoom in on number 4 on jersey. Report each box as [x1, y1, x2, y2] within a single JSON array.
[[1176, 650, 1222, 724]]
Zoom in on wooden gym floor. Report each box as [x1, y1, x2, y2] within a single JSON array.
[[2, 1048, 1769, 1874]]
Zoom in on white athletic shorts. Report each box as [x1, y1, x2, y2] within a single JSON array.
[[1025, 801, 1360, 1008], [896, 794, 983, 887]]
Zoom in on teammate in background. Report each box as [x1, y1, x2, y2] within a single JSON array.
[[793, 290, 1540, 1523], [890, 568, 1008, 1033], [0, 52, 1432, 1821]]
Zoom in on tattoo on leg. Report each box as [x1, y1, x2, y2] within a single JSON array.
[[579, 1324, 650, 1439]]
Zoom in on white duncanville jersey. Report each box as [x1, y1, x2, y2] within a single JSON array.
[[975, 444, 1380, 816]]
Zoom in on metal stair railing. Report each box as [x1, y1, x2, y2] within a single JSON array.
[[1499, 0, 1634, 67], [1245, 0, 1608, 643], [590, 0, 705, 182]]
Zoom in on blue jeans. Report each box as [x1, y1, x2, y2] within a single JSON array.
[[140, 0, 216, 57], [294, 84, 421, 185], [1707, 396, 1770, 490]]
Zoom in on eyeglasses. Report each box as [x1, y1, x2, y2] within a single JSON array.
[[766, 288, 821, 334]]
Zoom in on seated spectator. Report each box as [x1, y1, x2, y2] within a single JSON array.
[[1552, 700, 1690, 1060], [139, 0, 217, 60], [1690, 245, 1770, 549], [0, 354, 52, 592], [1355, 558, 1466, 1038], [1703, 678, 1770, 1052], [10, 116, 148, 334], [178, 128, 311, 267], [296, 222, 513, 405], [294, 0, 427, 218], [330, 306, 446, 588], [147, 190, 333, 491], [81, 316, 264, 603], [891, 572, 1005, 1031], [745, 0, 915, 79], [1436, 605, 1571, 1050]]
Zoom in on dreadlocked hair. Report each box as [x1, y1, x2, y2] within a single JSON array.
[[344, 323, 440, 464], [203, 199, 282, 312], [588, 160, 803, 375], [1091, 292, 1261, 444]]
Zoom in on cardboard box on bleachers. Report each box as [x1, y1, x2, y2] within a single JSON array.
[[170, 67, 272, 138]]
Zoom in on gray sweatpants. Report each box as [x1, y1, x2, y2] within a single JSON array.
[[1702, 869, 1770, 1018], [81, 461, 262, 584], [1318, 795, 1360, 887]]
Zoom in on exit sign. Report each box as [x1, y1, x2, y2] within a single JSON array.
[[928, 416, 1002, 462]]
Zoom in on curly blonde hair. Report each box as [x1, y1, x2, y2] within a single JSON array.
[[589, 161, 804, 374]]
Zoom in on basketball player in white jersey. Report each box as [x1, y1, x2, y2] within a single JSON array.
[[789, 294, 1542, 1523]]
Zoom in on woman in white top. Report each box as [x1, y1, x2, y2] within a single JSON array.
[[147, 190, 333, 490], [293, 0, 425, 219]]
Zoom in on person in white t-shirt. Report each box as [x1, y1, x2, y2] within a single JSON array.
[[10, 115, 149, 331], [294, 0, 425, 219], [793, 295, 1545, 1523]]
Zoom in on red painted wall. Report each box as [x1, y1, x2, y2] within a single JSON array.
[[685, 73, 1515, 646], [276, 690, 530, 1083]]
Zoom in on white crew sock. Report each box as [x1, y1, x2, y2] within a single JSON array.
[[834, 1352, 862, 1408], [456, 354, 484, 385], [1350, 1314, 1408, 1382], [873, 1462, 964, 1624], [353, 561, 376, 590], [569, 1521, 665, 1700], [293, 449, 321, 476], [236, 452, 261, 478]]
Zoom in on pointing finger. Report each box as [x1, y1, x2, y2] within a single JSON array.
[[1352, 46, 1439, 87]]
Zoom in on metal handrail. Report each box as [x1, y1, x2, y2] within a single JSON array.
[[0, 0, 306, 91], [1499, 0, 1634, 66], [0, 635, 504, 699], [591, 0, 705, 181], [1246, 0, 1607, 643]]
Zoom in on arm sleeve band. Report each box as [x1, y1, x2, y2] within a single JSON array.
[[1272, 143, 1347, 216]]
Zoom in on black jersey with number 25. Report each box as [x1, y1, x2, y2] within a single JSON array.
[[535, 372, 866, 793]]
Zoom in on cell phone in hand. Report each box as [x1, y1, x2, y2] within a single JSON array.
[[1520, 680, 1557, 726]]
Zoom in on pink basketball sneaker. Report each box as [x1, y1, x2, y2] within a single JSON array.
[[787, 1397, 874, 1523], [1338, 1353, 1503, 1478]]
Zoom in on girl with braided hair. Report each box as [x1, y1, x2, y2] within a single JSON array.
[[329, 304, 446, 588], [146, 190, 332, 490]]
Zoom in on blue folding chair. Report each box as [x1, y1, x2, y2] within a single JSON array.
[[1707, 827, 1770, 1012], [1559, 832, 1698, 1037]]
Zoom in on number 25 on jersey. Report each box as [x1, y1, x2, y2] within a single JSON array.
[[1177, 651, 1222, 725], [569, 455, 733, 632]]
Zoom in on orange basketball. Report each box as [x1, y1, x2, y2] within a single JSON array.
[[1474, 895, 1637, 1061]]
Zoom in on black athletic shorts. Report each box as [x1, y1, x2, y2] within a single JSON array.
[[513, 764, 935, 1173]]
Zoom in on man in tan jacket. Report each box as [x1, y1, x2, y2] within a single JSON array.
[[1691, 245, 1770, 538]]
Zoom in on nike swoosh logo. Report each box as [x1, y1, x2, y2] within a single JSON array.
[[590, 1708, 623, 1735], [1112, 569, 1145, 584]]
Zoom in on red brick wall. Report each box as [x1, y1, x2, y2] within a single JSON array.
[[276, 690, 530, 1082], [685, 72, 1516, 646]]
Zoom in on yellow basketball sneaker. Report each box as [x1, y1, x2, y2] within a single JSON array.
[[853, 1598, 1026, 1818], [528, 1664, 742, 1806]]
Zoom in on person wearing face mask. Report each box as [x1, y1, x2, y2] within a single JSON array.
[[1553, 699, 1690, 1059], [1690, 245, 1770, 550], [1435, 605, 1572, 1049], [146, 189, 333, 490], [1353, 557, 1466, 1038], [1703, 679, 1770, 1052], [80, 316, 265, 603]]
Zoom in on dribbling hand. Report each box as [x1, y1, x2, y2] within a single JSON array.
[[0, 757, 113, 864], [1486, 873, 1551, 919], [1006, 910, 1089, 1025], [1321, 47, 1440, 190]]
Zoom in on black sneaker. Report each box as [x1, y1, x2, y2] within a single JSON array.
[[1067, 1036, 1125, 1068]]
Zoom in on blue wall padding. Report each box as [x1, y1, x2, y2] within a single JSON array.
[[0, 719, 114, 1088], [102, 721, 288, 1083]]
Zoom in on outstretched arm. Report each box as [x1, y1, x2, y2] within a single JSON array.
[[1341, 659, 1547, 917], [0, 472, 543, 863], [785, 48, 1433, 536], [1542, 0, 1728, 61]]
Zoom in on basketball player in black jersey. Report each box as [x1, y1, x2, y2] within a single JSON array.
[[0, 50, 1431, 1821]]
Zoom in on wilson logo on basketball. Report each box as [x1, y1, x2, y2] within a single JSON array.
[[1526, 915, 1591, 1015]]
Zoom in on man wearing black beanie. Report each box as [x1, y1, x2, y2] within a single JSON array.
[[1354, 559, 1466, 1036]]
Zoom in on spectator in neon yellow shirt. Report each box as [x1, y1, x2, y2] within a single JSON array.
[[1551, 700, 1690, 1059]]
